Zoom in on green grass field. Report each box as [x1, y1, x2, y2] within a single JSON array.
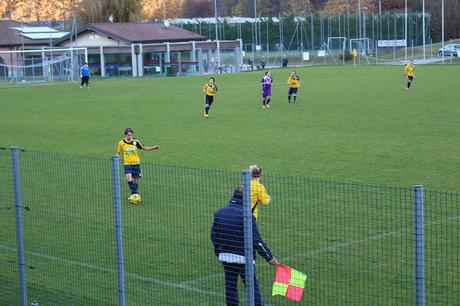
[[1, 65, 459, 305], [2, 65, 460, 190]]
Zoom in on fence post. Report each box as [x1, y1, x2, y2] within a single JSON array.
[[414, 185, 425, 306], [242, 169, 255, 306], [12, 147, 27, 306], [111, 155, 126, 306]]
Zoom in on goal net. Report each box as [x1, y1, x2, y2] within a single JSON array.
[[349, 38, 370, 55], [327, 37, 347, 51], [0, 47, 87, 85]]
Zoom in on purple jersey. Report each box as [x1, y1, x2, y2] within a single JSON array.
[[261, 75, 272, 97]]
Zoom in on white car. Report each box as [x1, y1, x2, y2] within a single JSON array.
[[438, 44, 460, 57]]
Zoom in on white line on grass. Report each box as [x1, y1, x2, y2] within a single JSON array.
[[184, 215, 460, 284], [0, 245, 223, 297], [284, 215, 460, 262], [2, 216, 457, 293]]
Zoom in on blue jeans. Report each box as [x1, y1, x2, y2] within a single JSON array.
[[222, 262, 264, 306]]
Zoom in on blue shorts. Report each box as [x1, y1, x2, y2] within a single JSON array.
[[124, 164, 142, 178], [288, 87, 298, 95], [407, 75, 414, 82], [205, 95, 214, 106]]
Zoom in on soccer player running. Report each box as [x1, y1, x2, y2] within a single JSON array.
[[249, 165, 271, 221], [116, 128, 160, 197], [261, 71, 273, 109], [404, 60, 415, 91], [287, 71, 300, 103], [203, 77, 218, 118], [80, 62, 90, 88]]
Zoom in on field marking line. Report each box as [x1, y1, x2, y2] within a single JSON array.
[[0, 244, 223, 297], [284, 214, 460, 262], [1, 215, 458, 291], [183, 214, 460, 285]]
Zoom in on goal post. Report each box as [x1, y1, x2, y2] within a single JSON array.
[[349, 38, 370, 55], [327, 37, 347, 64], [327, 37, 347, 51], [0, 47, 87, 84]]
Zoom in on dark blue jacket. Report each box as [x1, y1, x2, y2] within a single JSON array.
[[211, 197, 273, 262]]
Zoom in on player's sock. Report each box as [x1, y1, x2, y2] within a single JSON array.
[[128, 181, 138, 194], [205, 106, 209, 114], [288, 95, 291, 103], [407, 82, 411, 89], [294, 96, 297, 102]]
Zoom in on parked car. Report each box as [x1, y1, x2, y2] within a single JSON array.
[[438, 44, 460, 57]]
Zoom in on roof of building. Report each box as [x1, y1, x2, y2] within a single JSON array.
[[59, 22, 207, 45], [0, 20, 63, 48]]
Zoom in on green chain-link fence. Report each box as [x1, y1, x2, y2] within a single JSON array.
[[1, 148, 458, 305]]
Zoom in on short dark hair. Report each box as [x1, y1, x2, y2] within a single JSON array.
[[124, 128, 133, 135], [232, 186, 243, 199]]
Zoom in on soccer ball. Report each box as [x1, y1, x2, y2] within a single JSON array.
[[129, 193, 141, 205]]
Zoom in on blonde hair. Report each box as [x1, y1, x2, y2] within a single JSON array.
[[249, 164, 263, 178]]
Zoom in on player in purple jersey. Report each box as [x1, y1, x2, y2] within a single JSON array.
[[260, 71, 273, 109]]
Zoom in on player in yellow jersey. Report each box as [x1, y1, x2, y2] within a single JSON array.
[[116, 128, 160, 197], [203, 77, 218, 118], [249, 165, 271, 221], [287, 71, 300, 103], [404, 60, 415, 91]]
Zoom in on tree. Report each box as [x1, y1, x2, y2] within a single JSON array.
[[181, 0, 211, 18], [428, 0, 460, 41], [77, 0, 143, 23]]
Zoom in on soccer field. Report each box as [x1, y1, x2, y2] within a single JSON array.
[[2, 65, 460, 190], [1, 65, 460, 305]]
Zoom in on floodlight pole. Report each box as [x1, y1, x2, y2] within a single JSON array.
[[254, 0, 258, 54], [422, 0, 426, 61], [162, 0, 166, 20], [405, 0, 408, 61], [441, 0, 445, 63], [378, 0, 382, 40], [358, 0, 362, 41], [214, 0, 218, 41]]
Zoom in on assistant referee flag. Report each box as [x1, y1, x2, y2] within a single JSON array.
[[272, 264, 307, 302]]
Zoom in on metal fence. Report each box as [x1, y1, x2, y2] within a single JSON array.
[[1, 147, 459, 305]]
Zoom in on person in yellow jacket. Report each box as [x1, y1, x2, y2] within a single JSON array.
[[249, 165, 271, 221], [404, 60, 415, 91]]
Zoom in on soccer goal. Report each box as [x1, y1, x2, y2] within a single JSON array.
[[327, 37, 347, 63], [349, 38, 371, 64], [0, 47, 87, 85], [327, 37, 347, 51], [350, 38, 370, 55]]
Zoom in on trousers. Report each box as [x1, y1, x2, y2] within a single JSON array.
[[222, 262, 264, 306]]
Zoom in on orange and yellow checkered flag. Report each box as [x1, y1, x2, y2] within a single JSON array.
[[272, 264, 307, 302]]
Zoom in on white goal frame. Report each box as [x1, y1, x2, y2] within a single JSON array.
[[0, 47, 88, 84], [349, 38, 370, 55], [327, 37, 347, 51]]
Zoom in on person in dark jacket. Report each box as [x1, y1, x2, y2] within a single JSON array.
[[211, 186, 280, 306]]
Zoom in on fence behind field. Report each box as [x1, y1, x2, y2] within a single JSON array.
[[1, 147, 459, 305]]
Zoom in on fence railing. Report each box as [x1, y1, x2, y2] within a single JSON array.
[[1, 147, 459, 305]]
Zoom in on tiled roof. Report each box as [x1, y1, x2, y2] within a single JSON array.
[[71, 22, 207, 44]]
